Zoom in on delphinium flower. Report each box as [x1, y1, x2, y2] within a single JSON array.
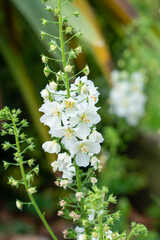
[[109, 70, 147, 126]]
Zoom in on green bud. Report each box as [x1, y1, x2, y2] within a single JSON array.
[[41, 18, 48, 26], [53, 7, 59, 15], [41, 31, 47, 39], [65, 26, 72, 34], [28, 187, 37, 195], [28, 158, 35, 167], [83, 65, 89, 76], [2, 142, 11, 150], [41, 54, 48, 64], [34, 165, 39, 175], [3, 161, 10, 170], [45, 5, 53, 12], [26, 173, 34, 181], [74, 10, 79, 17], [8, 177, 19, 188]]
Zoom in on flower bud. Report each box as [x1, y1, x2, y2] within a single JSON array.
[[41, 31, 47, 39], [41, 89, 49, 101], [60, 179, 69, 189], [49, 81, 57, 90], [34, 165, 39, 175], [91, 177, 97, 185], [8, 177, 19, 188], [65, 65, 72, 73], [54, 7, 60, 15], [65, 26, 72, 34], [75, 46, 82, 55], [50, 42, 57, 52], [74, 10, 79, 17], [16, 200, 23, 211], [42, 18, 48, 26], [41, 54, 48, 64], [69, 211, 81, 222], [76, 192, 83, 201], [28, 187, 37, 195], [3, 161, 10, 170], [51, 161, 58, 172], [57, 210, 64, 216], [44, 66, 51, 77], [83, 65, 90, 75], [28, 158, 35, 167]]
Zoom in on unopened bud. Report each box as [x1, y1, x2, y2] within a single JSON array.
[[49, 81, 57, 90], [65, 65, 72, 73], [44, 66, 51, 77], [28, 187, 37, 195], [83, 65, 89, 75], [16, 200, 23, 211], [41, 55, 48, 64], [65, 26, 72, 34]]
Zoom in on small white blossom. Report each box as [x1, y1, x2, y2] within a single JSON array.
[[40, 89, 49, 101], [51, 161, 58, 172], [109, 70, 147, 126], [69, 211, 81, 222], [28, 187, 37, 195], [60, 179, 69, 189], [42, 140, 61, 154], [91, 156, 100, 170], [88, 209, 95, 221], [76, 192, 83, 201], [91, 177, 97, 185]]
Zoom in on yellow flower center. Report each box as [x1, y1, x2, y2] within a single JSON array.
[[51, 108, 60, 117], [82, 115, 90, 124], [66, 101, 74, 109], [80, 144, 88, 153], [91, 96, 97, 102], [65, 129, 73, 139]]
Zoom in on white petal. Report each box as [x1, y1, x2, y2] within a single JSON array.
[[42, 141, 61, 154], [75, 152, 90, 167]]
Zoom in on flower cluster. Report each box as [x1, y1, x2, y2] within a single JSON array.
[[109, 70, 147, 126], [39, 76, 103, 181]]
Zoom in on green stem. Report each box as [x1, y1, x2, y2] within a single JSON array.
[[74, 162, 85, 217], [99, 215, 104, 240], [58, 0, 70, 98], [10, 114, 58, 240]]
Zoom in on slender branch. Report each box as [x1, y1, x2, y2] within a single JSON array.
[[10, 113, 58, 240], [58, 0, 70, 98]]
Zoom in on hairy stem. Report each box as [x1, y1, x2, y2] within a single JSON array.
[[58, 0, 70, 98], [10, 113, 58, 240]]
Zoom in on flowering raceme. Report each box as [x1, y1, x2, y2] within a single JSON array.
[[39, 76, 103, 179], [109, 70, 147, 126]]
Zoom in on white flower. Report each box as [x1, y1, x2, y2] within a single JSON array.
[[57, 153, 72, 171], [105, 230, 112, 239], [70, 140, 101, 167], [51, 161, 58, 172], [42, 140, 61, 154], [57, 153, 75, 180], [109, 70, 147, 126], [16, 200, 23, 210], [40, 89, 49, 101], [70, 103, 101, 134], [91, 156, 100, 170], [76, 192, 83, 201], [89, 129, 104, 143], [60, 179, 69, 189], [91, 177, 97, 184], [39, 101, 66, 129], [60, 97, 79, 117]]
